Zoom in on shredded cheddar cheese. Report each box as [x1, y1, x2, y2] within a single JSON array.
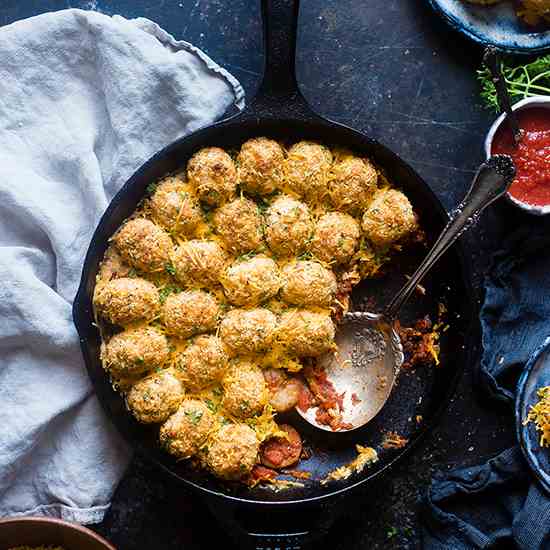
[[321, 445, 378, 484], [525, 386, 550, 448]]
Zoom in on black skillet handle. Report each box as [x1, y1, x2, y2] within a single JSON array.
[[240, 0, 314, 120], [205, 497, 340, 550]]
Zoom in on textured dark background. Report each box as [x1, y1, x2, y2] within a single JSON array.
[[1, 1, 517, 548]]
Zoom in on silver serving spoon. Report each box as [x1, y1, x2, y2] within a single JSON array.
[[298, 155, 516, 432]]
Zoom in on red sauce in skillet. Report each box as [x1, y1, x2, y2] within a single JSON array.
[[491, 107, 550, 206]]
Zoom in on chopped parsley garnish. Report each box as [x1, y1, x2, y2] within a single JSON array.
[[185, 410, 203, 425], [146, 182, 158, 195], [237, 250, 257, 262], [128, 268, 138, 278], [205, 399, 217, 413], [256, 197, 270, 214], [165, 262, 177, 276]]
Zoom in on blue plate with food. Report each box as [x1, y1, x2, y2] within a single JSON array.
[[516, 336, 550, 494], [427, 0, 550, 53]]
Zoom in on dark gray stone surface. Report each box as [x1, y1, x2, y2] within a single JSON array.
[[1, 1, 518, 548]]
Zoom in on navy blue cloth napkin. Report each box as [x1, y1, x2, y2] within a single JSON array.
[[422, 217, 550, 550]]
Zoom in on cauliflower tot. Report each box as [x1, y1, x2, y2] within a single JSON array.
[[264, 195, 313, 257], [98, 244, 132, 281], [160, 400, 215, 459], [281, 260, 337, 307], [127, 368, 184, 424], [172, 240, 227, 288], [161, 290, 220, 338], [222, 255, 281, 306], [213, 198, 263, 254], [222, 360, 267, 418], [187, 147, 237, 206], [237, 137, 285, 195], [150, 177, 202, 235], [175, 335, 228, 390], [219, 308, 277, 354], [101, 326, 169, 379], [328, 155, 377, 214], [310, 212, 360, 265], [113, 218, 172, 273], [93, 277, 160, 326], [278, 309, 335, 357], [362, 188, 417, 248], [206, 423, 259, 480], [285, 141, 332, 199]]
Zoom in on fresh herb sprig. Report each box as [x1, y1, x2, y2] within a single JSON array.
[[478, 55, 550, 112]]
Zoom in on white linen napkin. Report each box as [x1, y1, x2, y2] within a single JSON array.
[[0, 8, 243, 524]]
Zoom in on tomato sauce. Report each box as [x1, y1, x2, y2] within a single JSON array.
[[302, 365, 352, 430], [296, 379, 316, 412], [491, 107, 550, 206]]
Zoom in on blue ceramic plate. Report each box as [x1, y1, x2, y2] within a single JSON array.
[[427, 0, 550, 53], [516, 336, 550, 495]]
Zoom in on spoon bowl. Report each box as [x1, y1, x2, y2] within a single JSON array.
[[297, 313, 403, 431], [297, 155, 516, 432]]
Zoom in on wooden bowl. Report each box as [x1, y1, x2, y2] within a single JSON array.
[[0, 517, 115, 550]]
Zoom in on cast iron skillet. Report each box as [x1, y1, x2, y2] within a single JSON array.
[[73, 1, 476, 547]]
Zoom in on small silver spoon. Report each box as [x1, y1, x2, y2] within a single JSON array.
[[298, 155, 516, 432], [483, 46, 523, 146]]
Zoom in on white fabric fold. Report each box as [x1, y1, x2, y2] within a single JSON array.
[[0, 8, 243, 524]]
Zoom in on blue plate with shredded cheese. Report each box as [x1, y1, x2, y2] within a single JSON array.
[[427, 0, 550, 53], [516, 336, 550, 495]]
